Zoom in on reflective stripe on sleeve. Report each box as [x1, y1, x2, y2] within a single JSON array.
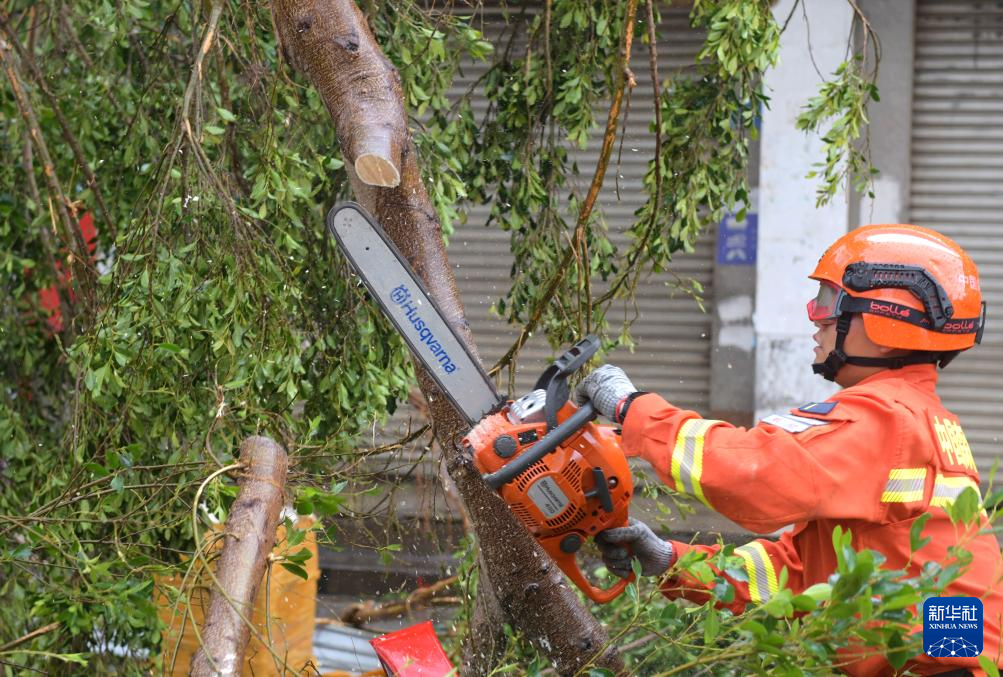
[[880, 468, 927, 503], [670, 418, 722, 509], [735, 542, 779, 604], [930, 474, 982, 508]]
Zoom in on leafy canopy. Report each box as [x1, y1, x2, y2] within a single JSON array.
[[0, 0, 886, 672]]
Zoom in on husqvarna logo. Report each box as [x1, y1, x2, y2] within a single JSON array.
[[389, 284, 458, 374]]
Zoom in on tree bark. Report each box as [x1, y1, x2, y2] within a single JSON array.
[[271, 2, 624, 674], [190, 436, 288, 677]]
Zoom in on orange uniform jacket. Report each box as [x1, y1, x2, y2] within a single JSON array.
[[621, 365, 1003, 676]]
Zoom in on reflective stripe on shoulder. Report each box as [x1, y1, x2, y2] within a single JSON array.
[[735, 541, 779, 604], [881, 468, 927, 503], [931, 473, 983, 509], [760, 413, 832, 434], [671, 418, 723, 509]]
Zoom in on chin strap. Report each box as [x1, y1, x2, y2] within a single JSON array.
[[812, 314, 948, 382]]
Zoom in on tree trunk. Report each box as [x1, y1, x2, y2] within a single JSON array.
[[190, 436, 289, 676], [270, 2, 624, 674]]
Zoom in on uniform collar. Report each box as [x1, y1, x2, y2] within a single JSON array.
[[850, 363, 938, 391]]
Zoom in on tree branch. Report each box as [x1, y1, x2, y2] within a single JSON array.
[[336, 574, 460, 626], [0, 622, 60, 653], [492, 0, 639, 375], [0, 9, 117, 241], [189, 437, 288, 676], [0, 34, 96, 314]]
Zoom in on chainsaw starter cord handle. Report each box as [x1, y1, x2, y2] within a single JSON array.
[[481, 402, 597, 489]]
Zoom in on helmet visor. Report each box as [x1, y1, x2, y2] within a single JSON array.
[[807, 281, 845, 322]]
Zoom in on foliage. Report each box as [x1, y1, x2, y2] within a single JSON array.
[[795, 7, 881, 207], [0, 0, 880, 673], [448, 509, 994, 676], [0, 0, 477, 671], [796, 57, 880, 207], [464, 0, 780, 363]]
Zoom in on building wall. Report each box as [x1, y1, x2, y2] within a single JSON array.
[[854, 0, 917, 227], [754, 0, 852, 421]]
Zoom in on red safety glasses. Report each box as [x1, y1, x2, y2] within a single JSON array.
[[806, 281, 846, 322]]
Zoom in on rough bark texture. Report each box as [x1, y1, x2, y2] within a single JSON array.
[[271, 2, 624, 674], [190, 436, 289, 677]]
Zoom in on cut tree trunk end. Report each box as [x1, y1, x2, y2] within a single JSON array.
[[270, 1, 625, 674], [189, 436, 289, 677], [356, 152, 401, 187]]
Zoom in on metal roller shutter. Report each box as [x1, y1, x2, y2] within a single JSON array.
[[451, 5, 712, 401], [910, 0, 1003, 475], [370, 7, 713, 457]]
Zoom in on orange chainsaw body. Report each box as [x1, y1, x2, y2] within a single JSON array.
[[467, 399, 634, 603]]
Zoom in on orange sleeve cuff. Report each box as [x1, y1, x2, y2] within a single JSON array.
[[621, 393, 682, 457]]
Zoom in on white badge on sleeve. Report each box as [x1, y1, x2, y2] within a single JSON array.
[[760, 413, 831, 434]]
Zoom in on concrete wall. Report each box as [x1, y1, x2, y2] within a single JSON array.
[[754, 0, 854, 420], [853, 0, 916, 227], [710, 189, 757, 427]]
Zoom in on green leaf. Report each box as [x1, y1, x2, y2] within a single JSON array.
[[910, 513, 932, 553], [286, 527, 307, 548], [703, 607, 720, 644], [85, 462, 109, 478], [791, 594, 817, 612], [803, 582, 832, 603], [947, 487, 982, 525], [979, 656, 1001, 677], [285, 547, 313, 564], [739, 619, 767, 638], [280, 563, 308, 580], [984, 488, 1003, 511]]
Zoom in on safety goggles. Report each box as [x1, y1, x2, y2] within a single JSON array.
[[806, 281, 846, 322]]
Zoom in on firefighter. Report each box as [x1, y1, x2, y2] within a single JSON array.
[[579, 224, 1002, 676]]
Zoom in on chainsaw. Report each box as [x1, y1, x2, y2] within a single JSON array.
[[327, 202, 634, 603]]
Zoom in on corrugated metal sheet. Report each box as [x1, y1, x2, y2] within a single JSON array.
[[910, 0, 1003, 474], [373, 6, 714, 457], [313, 624, 384, 673]]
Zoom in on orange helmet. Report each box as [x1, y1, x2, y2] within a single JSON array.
[[807, 225, 985, 379]]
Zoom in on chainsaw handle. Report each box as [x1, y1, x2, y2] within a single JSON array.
[[534, 335, 600, 431], [565, 558, 634, 604], [481, 402, 595, 489], [542, 533, 635, 604]]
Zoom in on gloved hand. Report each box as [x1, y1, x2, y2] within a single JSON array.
[[595, 518, 674, 578], [575, 364, 638, 423]]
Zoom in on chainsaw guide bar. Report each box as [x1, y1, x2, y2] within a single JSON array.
[[326, 203, 502, 425]]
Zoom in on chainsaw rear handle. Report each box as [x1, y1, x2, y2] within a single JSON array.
[[562, 555, 635, 604], [541, 526, 636, 604], [481, 401, 596, 489]]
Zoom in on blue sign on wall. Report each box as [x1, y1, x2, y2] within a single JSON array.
[[716, 211, 758, 266], [923, 597, 983, 659]]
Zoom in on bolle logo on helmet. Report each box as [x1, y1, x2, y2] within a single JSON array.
[[870, 301, 911, 319], [943, 319, 976, 334]]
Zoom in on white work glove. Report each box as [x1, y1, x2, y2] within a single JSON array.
[[595, 518, 674, 578], [575, 364, 638, 423]]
